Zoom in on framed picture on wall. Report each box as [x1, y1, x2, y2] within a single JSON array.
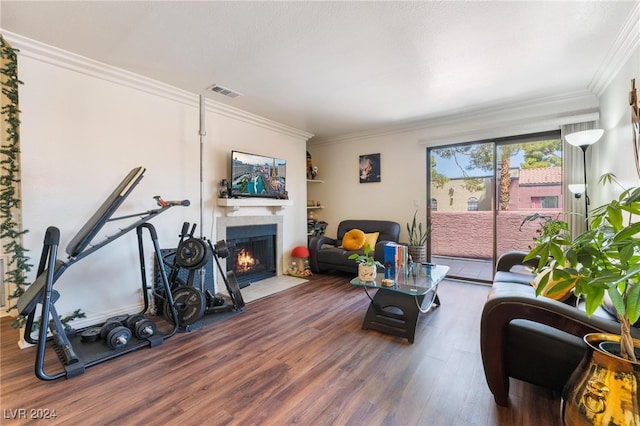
[[359, 153, 381, 183]]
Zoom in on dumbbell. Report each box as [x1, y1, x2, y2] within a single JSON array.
[[126, 314, 156, 339], [100, 320, 132, 350], [81, 314, 130, 344]]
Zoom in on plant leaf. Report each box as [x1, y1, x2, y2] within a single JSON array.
[[627, 283, 640, 324]]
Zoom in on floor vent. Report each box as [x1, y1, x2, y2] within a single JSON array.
[[208, 84, 242, 98]]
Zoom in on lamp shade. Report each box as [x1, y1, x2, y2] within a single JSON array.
[[565, 129, 604, 148], [291, 246, 310, 258], [568, 184, 586, 195]]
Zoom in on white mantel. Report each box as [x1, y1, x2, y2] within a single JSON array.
[[216, 198, 291, 213]]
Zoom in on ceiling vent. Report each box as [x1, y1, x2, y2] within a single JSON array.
[[207, 84, 242, 98]]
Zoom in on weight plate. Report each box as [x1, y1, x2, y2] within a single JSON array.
[[134, 318, 156, 339], [213, 240, 229, 259], [126, 313, 147, 330], [80, 327, 102, 343], [107, 326, 132, 350], [100, 321, 122, 340], [163, 300, 174, 323], [226, 271, 245, 309], [105, 314, 129, 326], [175, 238, 210, 269], [171, 287, 205, 326]]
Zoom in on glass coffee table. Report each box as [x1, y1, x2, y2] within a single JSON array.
[[350, 264, 449, 343]]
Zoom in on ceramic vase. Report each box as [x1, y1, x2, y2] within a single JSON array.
[[358, 264, 377, 282], [562, 333, 640, 425], [408, 245, 427, 264]]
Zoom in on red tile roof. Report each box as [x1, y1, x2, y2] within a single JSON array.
[[519, 167, 562, 185]]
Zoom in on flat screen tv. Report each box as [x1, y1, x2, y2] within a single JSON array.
[[230, 150, 287, 199]]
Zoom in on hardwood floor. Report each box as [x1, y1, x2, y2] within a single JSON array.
[[1, 273, 561, 425]]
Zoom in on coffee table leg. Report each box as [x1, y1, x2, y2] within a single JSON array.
[[362, 288, 422, 343]]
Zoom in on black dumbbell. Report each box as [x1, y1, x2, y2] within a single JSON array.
[[126, 314, 156, 339], [100, 320, 131, 349]]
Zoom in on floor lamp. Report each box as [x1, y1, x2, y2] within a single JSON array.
[[565, 128, 604, 229]]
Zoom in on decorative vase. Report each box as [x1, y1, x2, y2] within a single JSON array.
[[358, 264, 377, 282], [562, 333, 640, 425], [408, 245, 427, 264]]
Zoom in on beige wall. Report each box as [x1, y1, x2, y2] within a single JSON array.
[[591, 46, 640, 205], [6, 33, 311, 324], [308, 46, 638, 250]]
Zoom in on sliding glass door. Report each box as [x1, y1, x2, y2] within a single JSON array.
[[428, 131, 562, 282]]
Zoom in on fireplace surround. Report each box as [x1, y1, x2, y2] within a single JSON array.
[[215, 215, 284, 289]]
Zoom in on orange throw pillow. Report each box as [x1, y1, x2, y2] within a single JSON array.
[[342, 229, 366, 250]]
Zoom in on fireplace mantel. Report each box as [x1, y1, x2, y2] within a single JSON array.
[[217, 198, 291, 212]]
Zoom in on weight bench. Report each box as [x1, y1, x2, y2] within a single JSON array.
[[16, 167, 188, 381]]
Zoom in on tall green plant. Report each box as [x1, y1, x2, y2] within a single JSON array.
[[406, 210, 430, 246], [0, 35, 31, 322], [525, 174, 640, 361]]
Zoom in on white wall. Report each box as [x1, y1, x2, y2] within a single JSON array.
[[5, 33, 311, 325], [591, 45, 640, 206], [308, 94, 600, 241]]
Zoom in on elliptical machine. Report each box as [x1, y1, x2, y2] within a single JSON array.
[[160, 222, 244, 330]]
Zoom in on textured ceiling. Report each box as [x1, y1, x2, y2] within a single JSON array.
[[1, 1, 638, 139]]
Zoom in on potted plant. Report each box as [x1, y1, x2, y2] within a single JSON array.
[[348, 244, 383, 282], [524, 174, 640, 424], [406, 210, 430, 263]]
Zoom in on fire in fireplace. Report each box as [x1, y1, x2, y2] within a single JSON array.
[[226, 224, 277, 287]]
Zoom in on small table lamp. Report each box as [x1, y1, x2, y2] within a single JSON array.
[[291, 246, 311, 276]]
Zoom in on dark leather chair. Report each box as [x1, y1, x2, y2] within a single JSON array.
[[308, 220, 401, 274], [481, 251, 640, 406]]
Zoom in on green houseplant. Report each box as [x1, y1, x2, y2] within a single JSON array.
[[406, 210, 430, 263], [349, 244, 383, 282], [524, 174, 640, 361], [524, 174, 640, 424]]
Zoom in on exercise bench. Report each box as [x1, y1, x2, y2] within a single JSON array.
[[16, 167, 188, 381]]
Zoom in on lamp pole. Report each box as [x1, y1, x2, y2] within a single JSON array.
[[580, 145, 589, 230]]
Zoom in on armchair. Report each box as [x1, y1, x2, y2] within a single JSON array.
[[308, 219, 400, 274], [481, 251, 640, 406]]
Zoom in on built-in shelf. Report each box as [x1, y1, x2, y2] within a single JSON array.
[[307, 206, 323, 210], [217, 198, 291, 212], [306, 179, 324, 183]]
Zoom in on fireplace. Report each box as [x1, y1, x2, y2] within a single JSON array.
[[226, 224, 277, 287]]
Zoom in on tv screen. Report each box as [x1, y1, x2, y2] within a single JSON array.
[[230, 150, 287, 198]]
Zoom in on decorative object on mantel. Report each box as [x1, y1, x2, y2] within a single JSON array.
[[630, 78, 640, 179], [218, 179, 229, 198], [306, 151, 317, 180], [288, 246, 312, 277]]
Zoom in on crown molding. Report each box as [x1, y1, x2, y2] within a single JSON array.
[[309, 90, 599, 147], [589, 2, 640, 96], [1, 30, 313, 141]]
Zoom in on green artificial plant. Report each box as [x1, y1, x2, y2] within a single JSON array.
[[1, 36, 84, 329], [0, 35, 32, 325]]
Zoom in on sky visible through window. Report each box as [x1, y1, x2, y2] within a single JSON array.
[[431, 149, 526, 179]]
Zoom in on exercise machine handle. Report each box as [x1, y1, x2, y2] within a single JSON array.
[[154, 196, 190, 207]]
